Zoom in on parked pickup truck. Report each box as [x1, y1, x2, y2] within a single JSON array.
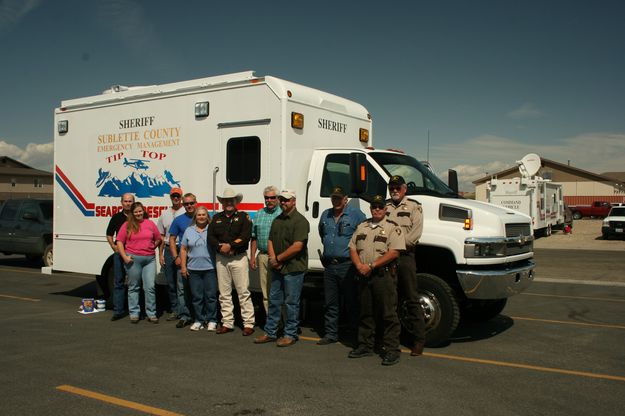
[[0, 198, 53, 266], [602, 206, 625, 240], [569, 201, 612, 220]]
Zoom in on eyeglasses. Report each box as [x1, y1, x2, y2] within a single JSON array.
[[183, 202, 196, 206], [264, 196, 277, 200]]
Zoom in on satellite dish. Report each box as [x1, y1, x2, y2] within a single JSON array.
[[517, 153, 541, 177]]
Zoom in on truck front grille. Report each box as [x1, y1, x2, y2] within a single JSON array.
[[506, 223, 531, 238]]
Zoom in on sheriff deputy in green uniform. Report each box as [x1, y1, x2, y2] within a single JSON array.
[[348, 195, 405, 366], [385, 175, 426, 356]]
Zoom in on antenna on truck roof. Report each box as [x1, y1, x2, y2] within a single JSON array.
[[517, 153, 541, 178]]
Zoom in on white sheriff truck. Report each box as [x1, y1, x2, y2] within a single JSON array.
[[53, 71, 534, 346]]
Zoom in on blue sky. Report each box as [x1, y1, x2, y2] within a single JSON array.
[[1, 0, 624, 190]]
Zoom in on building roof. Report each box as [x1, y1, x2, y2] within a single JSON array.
[[601, 172, 625, 182], [473, 157, 625, 185], [0, 156, 51, 177]]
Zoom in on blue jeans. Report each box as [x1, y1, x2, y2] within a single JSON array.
[[162, 248, 178, 313], [188, 269, 219, 324], [264, 270, 304, 339], [124, 254, 157, 319], [176, 266, 193, 321], [323, 261, 359, 340], [112, 253, 127, 315]]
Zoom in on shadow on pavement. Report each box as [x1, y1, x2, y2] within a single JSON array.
[[50, 280, 99, 299], [448, 314, 514, 344]]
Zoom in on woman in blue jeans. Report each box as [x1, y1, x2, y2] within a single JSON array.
[[180, 206, 219, 331], [116, 202, 162, 324]]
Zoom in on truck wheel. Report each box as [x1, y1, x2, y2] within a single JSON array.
[[42, 244, 53, 267], [572, 211, 582, 220], [412, 273, 460, 347], [462, 298, 508, 321]]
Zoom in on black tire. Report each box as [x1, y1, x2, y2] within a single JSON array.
[[413, 273, 460, 347], [42, 243, 53, 267], [572, 211, 582, 220], [462, 298, 508, 322]]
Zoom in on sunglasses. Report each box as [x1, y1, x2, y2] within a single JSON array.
[[264, 196, 277, 200], [171, 194, 181, 198], [370, 205, 385, 210], [389, 186, 402, 191], [183, 202, 196, 206]]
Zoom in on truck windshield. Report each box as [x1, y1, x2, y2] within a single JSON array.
[[369, 152, 458, 198], [610, 207, 625, 216]]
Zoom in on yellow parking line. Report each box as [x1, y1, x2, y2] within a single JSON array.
[[408, 351, 625, 382], [301, 336, 625, 382], [0, 293, 40, 302], [512, 316, 625, 330], [56, 385, 183, 416], [521, 292, 625, 303]]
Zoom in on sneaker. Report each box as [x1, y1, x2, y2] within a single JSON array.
[[316, 337, 337, 346], [348, 345, 373, 358], [130, 316, 140, 324], [206, 322, 217, 331], [166, 312, 178, 321], [190, 322, 203, 331], [147, 316, 159, 324]]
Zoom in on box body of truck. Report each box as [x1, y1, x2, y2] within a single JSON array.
[[54, 71, 534, 346], [487, 177, 564, 236]]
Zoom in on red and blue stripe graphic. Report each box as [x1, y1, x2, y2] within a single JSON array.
[[55, 165, 95, 216]]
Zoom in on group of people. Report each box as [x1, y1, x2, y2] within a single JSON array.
[[105, 174, 426, 366]]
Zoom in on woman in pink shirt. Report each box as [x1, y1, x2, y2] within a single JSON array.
[[116, 202, 162, 324]]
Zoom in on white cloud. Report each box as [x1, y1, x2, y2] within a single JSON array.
[[0, 0, 40, 36], [507, 102, 544, 120], [430, 132, 625, 192], [0, 140, 52, 171]]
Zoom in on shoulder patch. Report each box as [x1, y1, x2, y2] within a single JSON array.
[[407, 198, 421, 205]]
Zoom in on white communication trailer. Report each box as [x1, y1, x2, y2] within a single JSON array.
[[54, 71, 535, 346], [487, 154, 565, 236]]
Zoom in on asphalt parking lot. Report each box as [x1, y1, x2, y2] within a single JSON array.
[[1, 251, 624, 416]]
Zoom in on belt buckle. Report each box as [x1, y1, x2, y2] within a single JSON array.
[[330, 258, 339, 265]]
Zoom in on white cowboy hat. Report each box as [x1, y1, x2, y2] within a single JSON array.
[[217, 188, 243, 204]]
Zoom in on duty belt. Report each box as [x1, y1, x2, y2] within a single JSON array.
[[328, 257, 351, 265]]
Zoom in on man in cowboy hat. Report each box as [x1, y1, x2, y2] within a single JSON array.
[[208, 188, 255, 335]]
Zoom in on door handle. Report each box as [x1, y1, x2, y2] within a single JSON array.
[[312, 201, 319, 218]]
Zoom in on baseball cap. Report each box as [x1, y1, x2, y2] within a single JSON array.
[[388, 175, 406, 187], [279, 189, 296, 200], [330, 186, 346, 198], [170, 187, 183, 196], [370, 195, 386, 208]]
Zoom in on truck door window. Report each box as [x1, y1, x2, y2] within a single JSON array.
[[320, 154, 386, 200], [20, 201, 41, 220], [39, 201, 53, 220], [0, 200, 20, 220], [226, 136, 260, 184]]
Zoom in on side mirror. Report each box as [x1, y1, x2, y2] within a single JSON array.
[[349, 152, 367, 195], [448, 169, 459, 194]]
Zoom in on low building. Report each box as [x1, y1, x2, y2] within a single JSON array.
[[473, 158, 625, 205], [0, 156, 53, 202]]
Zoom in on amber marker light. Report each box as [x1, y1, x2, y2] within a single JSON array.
[[464, 218, 473, 230], [291, 112, 304, 129], [360, 165, 366, 181], [359, 128, 369, 142]]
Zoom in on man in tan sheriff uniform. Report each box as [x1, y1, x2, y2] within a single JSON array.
[[385, 175, 426, 356], [348, 195, 405, 366]]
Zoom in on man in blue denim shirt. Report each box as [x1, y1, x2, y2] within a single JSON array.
[[317, 186, 366, 345]]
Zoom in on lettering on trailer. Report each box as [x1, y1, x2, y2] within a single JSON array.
[[119, 116, 155, 129], [318, 118, 347, 133], [499, 200, 523, 210]]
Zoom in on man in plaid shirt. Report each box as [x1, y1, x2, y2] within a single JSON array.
[[250, 185, 282, 313]]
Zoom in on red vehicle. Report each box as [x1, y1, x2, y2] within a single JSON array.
[[569, 201, 612, 219]]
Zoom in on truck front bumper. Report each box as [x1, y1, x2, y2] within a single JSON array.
[[456, 260, 535, 299]]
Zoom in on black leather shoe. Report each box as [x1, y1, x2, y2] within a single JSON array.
[[317, 337, 337, 345], [110, 314, 125, 322], [176, 319, 190, 328], [381, 351, 400, 366], [348, 345, 373, 358]]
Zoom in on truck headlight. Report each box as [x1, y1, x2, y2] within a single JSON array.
[[603, 219, 610, 227], [466, 242, 507, 257]]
